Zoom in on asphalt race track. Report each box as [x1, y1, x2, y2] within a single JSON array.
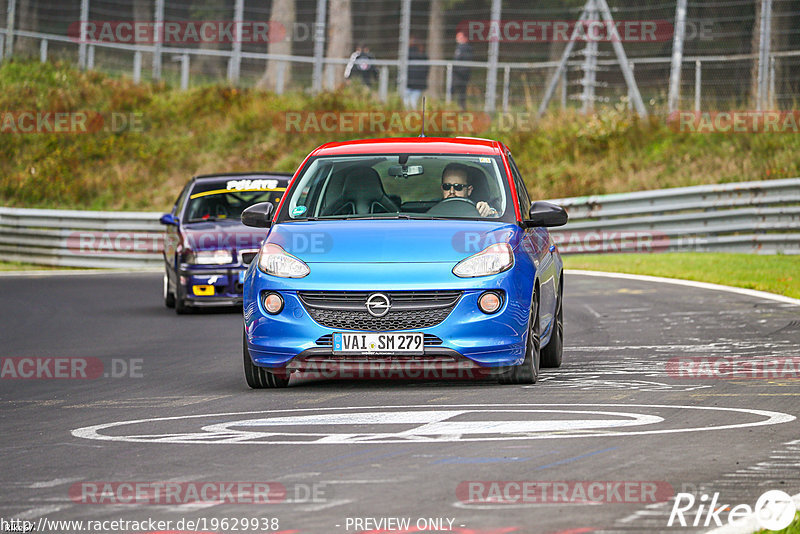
[[1, 271, 799, 534]]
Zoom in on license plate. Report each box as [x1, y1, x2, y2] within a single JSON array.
[[332, 332, 424, 354]]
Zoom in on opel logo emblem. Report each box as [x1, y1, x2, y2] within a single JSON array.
[[365, 293, 391, 317]]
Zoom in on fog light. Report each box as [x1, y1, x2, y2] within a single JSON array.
[[263, 292, 284, 315], [478, 291, 502, 314]]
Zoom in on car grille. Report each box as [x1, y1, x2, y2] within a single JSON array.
[[299, 291, 461, 331]]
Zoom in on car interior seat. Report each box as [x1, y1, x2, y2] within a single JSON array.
[[322, 166, 399, 216]]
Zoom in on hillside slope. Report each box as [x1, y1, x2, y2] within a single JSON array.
[[1, 62, 798, 210]]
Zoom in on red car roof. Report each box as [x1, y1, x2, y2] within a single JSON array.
[[311, 137, 506, 157]]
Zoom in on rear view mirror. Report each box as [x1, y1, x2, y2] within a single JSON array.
[[524, 201, 568, 228], [388, 165, 423, 178], [241, 202, 275, 228]]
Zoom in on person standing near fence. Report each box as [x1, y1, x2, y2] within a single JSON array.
[[453, 31, 473, 110], [404, 36, 429, 109], [344, 43, 378, 88]]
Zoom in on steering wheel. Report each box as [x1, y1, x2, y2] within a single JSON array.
[[426, 196, 480, 217], [440, 197, 475, 206]]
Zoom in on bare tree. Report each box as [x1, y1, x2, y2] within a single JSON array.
[[258, 0, 294, 90], [324, 0, 352, 89]]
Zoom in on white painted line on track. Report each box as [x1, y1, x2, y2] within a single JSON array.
[[566, 269, 800, 307], [703, 492, 800, 534], [71, 404, 796, 445]]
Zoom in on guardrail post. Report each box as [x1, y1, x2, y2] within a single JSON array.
[[6, 0, 16, 59], [133, 50, 142, 83], [501, 65, 510, 113], [694, 59, 701, 112], [378, 66, 389, 103], [445, 63, 452, 104], [39, 38, 47, 62], [152, 0, 164, 80], [78, 0, 89, 68]]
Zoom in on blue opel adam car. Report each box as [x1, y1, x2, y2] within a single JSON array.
[[241, 138, 567, 387], [160, 172, 289, 313]]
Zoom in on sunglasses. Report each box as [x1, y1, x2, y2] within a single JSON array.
[[442, 183, 468, 192]]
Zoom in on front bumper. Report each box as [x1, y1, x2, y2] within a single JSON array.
[[179, 265, 248, 305], [243, 263, 536, 371]]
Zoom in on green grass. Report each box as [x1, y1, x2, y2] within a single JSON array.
[[563, 253, 800, 298], [2, 61, 800, 210]]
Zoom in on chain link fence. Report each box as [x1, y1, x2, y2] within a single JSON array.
[[0, 0, 798, 113]]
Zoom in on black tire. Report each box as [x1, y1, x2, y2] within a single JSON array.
[[243, 330, 290, 389], [163, 271, 175, 309], [541, 280, 563, 369], [175, 282, 191, 315], [499, 289, 540, 385]]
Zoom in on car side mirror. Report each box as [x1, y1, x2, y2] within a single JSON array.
[[241, 202, 275, 228], [524, 201, 568, 228], [159, 213, 178, 226]]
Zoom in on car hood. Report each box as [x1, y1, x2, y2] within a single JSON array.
[[182, 219, 267, 251], [266, 219, 520, 263]]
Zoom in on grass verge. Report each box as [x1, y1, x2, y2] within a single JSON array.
[[562, 253, 800, 299], [2, 61, 800, 210]]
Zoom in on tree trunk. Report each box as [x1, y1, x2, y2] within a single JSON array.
[[427, 0, 445, 97], [324, 0, 351, 89], [258, 0, 294, 90]]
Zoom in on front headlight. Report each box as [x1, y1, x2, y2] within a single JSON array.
[[452, 243, 514, 278], [258, 243, 310, 278], [186, 249, 234, 265]]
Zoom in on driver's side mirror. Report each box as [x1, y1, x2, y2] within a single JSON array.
[[241, 202, 275, 228], [523, 201, 568, 228], [159, 213, 178, 226]]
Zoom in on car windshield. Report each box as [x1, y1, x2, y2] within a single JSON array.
[[283, 154, 510, 221], [184, 178, 285, 223]]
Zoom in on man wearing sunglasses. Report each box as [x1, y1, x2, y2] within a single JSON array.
[[441, 163, 498, 217]]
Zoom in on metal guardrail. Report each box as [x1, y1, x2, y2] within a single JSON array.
[[0, 207, 163, 268], [1, 178, 798, 268], [549, 178, 800, 254]]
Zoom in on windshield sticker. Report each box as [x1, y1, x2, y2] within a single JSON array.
[[227, 179, 279, 191], [479, 157, 491, 163], [291, 206, 308, 217]]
